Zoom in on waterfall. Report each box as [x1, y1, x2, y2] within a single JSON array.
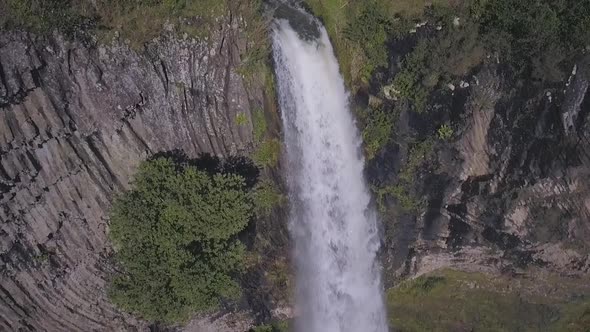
[[271, 11, 388, 332]]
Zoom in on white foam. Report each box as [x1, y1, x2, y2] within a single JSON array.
[[272, 17, 388, 332]]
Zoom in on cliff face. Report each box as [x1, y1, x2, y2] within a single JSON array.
[[376, 58, 590, 282], [0, 14, 263, 331]]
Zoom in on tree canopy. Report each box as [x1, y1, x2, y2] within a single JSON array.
[[108, 156, 253, 323]]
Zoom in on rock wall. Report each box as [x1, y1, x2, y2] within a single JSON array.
[[376, 58, 590, 282], [0, 13, 263, 331]]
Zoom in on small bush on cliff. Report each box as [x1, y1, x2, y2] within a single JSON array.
[[359, 106, 396, 160], [252, 179, 284, 217], [253, 139, 281, 168], [108, 157, 253, 323], [437, 124, 454, 140]]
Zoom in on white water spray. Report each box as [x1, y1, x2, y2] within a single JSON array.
[[272, 13, 388, 332]]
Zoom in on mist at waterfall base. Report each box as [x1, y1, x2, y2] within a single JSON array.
[[271, 15, 388, 332]]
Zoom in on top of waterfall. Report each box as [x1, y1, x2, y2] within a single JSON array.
[[271, 2, 320, 41]]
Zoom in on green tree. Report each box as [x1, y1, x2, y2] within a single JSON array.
[[108, 157, 253, 323]]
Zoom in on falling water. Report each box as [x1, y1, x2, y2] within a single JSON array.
[[271, 10, 388, 332]]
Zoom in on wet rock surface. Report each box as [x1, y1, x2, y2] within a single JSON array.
[[0, 13, 264, 331]]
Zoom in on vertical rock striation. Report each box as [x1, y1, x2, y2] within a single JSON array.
[[0, 14, 263, 331], [378, 59, 590, 281]]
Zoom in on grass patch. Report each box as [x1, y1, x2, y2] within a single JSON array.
[[252, 179, 285, 217], [253, 139, 281, 168], [95, 0, 233, 48], [0, 0, 93, 38], [1, 0, 268, 52], [387, 269, 590, 332], [250, 320, 289, 332], [251, 106, 281, 169], [235, 112, 248, 126], [252, 108, 268, 143]]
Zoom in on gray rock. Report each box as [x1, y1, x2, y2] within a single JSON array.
[[0, 12, 264, 332], [377, 61, 590, 284]]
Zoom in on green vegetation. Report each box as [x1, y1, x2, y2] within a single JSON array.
[[250, 320, 289, 332], [95, 0, 228, 47], [238, 22, 270, 77], [108, 157, 253, 323], [308, 0, 590, 112], [374, 184, 419, 213], [392, 13, 484, 112], [342, 4, 394, 81], [373, 138, 434, 213], [1, 0, 267, 51], [392, 41, 431, 113], [480, 0, 590, 80], [437, 124, 454, 140], [0, 0, 92, 37], [34, 251, 51, 264], [304, 0, 453, 88], [387, 269, 590, 332], [235, 112, 248, 126], [237, 0, 271, 83], [252, 179, 285, 217], [251, 107, 281, 169], [359, 107, 396, 160], [399, 139, 434, 184], [252, 108, 268, 143], [0, 0, 226, 40], [253, 139, 281, 168]]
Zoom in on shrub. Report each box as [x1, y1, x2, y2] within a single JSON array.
[[253, 139, 281, 168], [108, 157, 253, 323], [252, 179, 284, 217], [393, 18, 484, 112], [344, 4, 392, 78], [393, 41, 431, 112], [374, 184, 420, 213], [399, 139, 434, 184], [437, 124, 454, 140], [360, 107, 396, 160]]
